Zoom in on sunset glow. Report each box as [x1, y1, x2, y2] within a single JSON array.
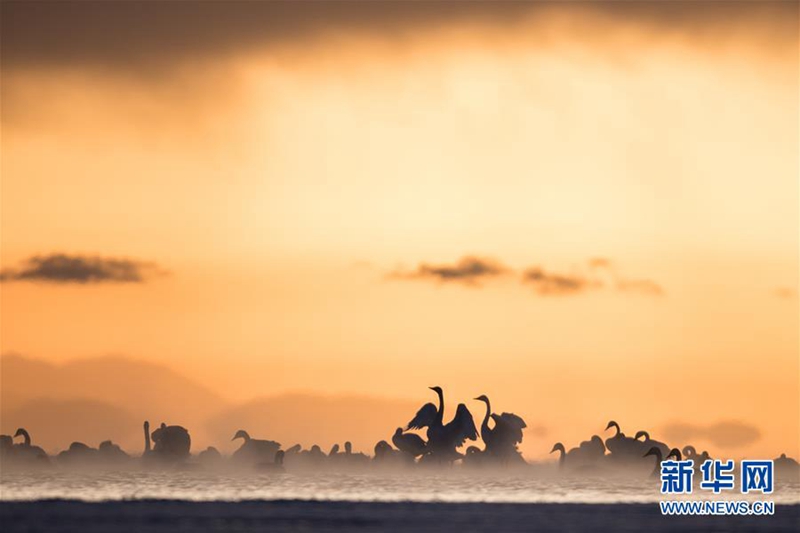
[[1, 1, 797, 462]]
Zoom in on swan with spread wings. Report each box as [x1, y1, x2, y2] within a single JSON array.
[[406, 386, 478, 463]]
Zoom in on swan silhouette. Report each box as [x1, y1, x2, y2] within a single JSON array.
[[550, 436, 605, 469], [0, 435, 13, 458], [304, 444, 326, 465], [634, 430, 669, 458], [198, 446, 222, 465], [256, 450, 285, 473], [474, 395, 527, 463], [286, 444, 302, 454], [343, 441, 370, 465], [463, 445, 486, 468], [604, 421, 641, 461], [373, 440, 403, 465], [57, 442, 97, 464], [232, 430, 281, 465], [143, 421, 191, 461], [644, 446, 681, 477], [98, 440, 130, 463], [13, 428, 48, 461], [407, 386, 478, 462], [774, 453, 800, 480], [392, 427, 427, 459], [682, 445, 711, 469]]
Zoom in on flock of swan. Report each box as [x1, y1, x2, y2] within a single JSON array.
[[2, 386, 799, 481]]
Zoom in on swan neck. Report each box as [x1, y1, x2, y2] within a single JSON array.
[[481, 399, 491, 431], [435, 389, 444, 423], [143, 422, 151, 453]]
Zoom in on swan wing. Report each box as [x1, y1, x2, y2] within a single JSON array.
[[491, 413, 525, 445], [445, 403, 478, 448], [498, 412, 527, 430], [407, 402, 437, 430]]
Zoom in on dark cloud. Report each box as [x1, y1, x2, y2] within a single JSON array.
[[662, 420, 761, 449], [1, 1, 795, 73], [521, 267, 596, 296], [389, 255, 663, 296], [390, 256, 509, 286], [525, 424, 548, 439], [0, 253, 164, 284]]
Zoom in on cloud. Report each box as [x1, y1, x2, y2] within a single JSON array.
[[616, 279, 664, 296], [388, 255, 663, 296], [525, 424, 549, 439], [389, 256, 509, 286], [1, 1, 795, 74], [774, 287, 797, 299], [521, 267, 596, 296], [588, 257, 664, 296], [661, 420, 761, 449], [0, 253, 164, 284]]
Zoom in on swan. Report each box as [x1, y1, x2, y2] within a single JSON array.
[[775, 453, 800, 480], [143, 421, 191, 461], [463, 445, 486, 468], [57, 442, 97, 464], [604, 421, 641, 461], [142, 421, 153, 458], [286, 444, 302, 454], [550, 442, 569, 468], [580, 435, 606, 459], [407, 386, 477, 462], [682, 445, 711, 468], [98, 440, 130, 463], [256, 450, 285, 473], [13, 428, 48, 461], [634, 430, 669, 457], [373, 440, 404, 465], [644, 446, 681, 478], [392, 428, 427, 458], [304, 444, 326, 464], [153, 422, 191, 459], [474, 395, 527, 462], [550, 437, 605, 469], [232, 430, 281, 465], [198, 446, 222, 466], [0, 435, 13, 458], [343, 441, 370, 465]]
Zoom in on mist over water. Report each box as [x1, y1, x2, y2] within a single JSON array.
[[2, 469, 798, 505]]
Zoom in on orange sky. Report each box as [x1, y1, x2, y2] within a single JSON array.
[[1, 2, 798, 459]]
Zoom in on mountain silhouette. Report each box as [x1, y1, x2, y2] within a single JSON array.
[[2, 398, 139, 453], [1, 354, 227, 451]]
